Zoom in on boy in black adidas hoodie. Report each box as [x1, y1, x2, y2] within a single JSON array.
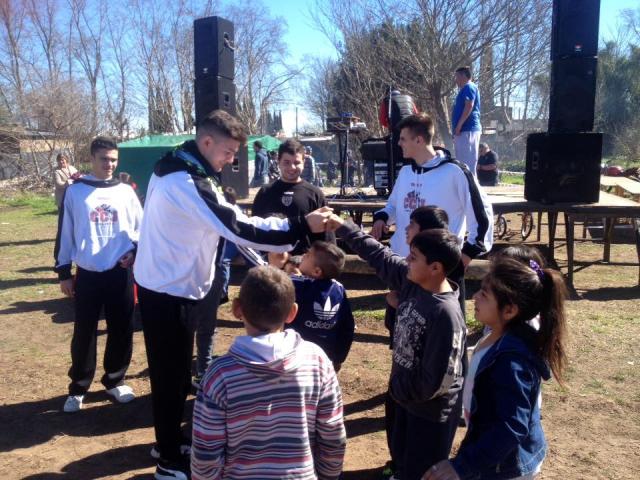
[[273, 241, 354, 372], [327, 214, 466, 480]]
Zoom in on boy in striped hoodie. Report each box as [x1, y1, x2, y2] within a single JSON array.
[[192, 266, 346, 480]]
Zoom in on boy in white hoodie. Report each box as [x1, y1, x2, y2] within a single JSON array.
[[191, 266, 346, 480]]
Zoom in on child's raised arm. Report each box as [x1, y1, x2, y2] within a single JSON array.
[[328, 215, 408, 291]]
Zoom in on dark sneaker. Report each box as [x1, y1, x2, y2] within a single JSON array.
[[381, 460, 395, 480], [154, 457, 190, 480], [150, 443, 191, 460]]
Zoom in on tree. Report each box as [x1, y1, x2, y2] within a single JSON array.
[[225, 0, 301, 134], [301, 56, 339, 131], [310, 0, 551, 144], [69, 0, 105, 136]]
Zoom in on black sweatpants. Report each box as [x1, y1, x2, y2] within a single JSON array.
[[69, 265, 134, 395], [390, 403, 461, 480], [138, 285, 195, 462]]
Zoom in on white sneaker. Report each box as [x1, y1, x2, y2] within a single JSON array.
[[106, 385, 135, 403], [63, 395, 84, 412]]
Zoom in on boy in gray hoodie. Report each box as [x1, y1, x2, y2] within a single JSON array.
[[327, 215, 466, 480]]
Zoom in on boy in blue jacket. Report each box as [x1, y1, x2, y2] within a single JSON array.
[[275, 241, 354, 372]]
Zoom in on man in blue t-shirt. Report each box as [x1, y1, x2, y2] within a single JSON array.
[[451, 66, 481, 174]]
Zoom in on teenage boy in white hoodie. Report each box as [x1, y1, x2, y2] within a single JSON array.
[[54, 136, 143, 413], [371, 113, 493, 318], [192, 266, 346, 480]]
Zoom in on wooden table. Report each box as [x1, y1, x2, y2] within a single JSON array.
[[238, 185, 640, 287], [327, 185, 640, 287]]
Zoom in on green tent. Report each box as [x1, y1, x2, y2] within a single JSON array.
[[117, 134, 193, 198], [247, 134, 281, 162], [117, 134, 281, 198]]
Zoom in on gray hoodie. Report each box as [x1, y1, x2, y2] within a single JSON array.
[[337, 222, 467, 421]]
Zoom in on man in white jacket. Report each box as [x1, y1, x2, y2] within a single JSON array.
[[134, 110, 331, 480]]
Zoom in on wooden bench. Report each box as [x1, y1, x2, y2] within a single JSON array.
[[343, 254, 490, 281], [601, 176, 640, 202], [233, 253, 490, 281]]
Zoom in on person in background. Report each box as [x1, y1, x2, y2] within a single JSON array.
[[253, 139, 333, 255], [250, 140, 269, 188], [283, 254, 303, 275], [189, 186, 267, 391], [267, 149, 280, 182], [452, 66, 482, 174], [301, 145, 316, 184], [53, 153, 78, 211], [477, 143, 499, 187], [327, 158, 338, 186]]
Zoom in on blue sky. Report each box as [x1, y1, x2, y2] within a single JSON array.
[[267, 0, 638, 132]]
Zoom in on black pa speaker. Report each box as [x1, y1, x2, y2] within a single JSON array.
[[194, 16, 234, 79], [551, 0, 600, 59], [194, 75, 236, 126], [548, 56, 597, 133], [222, 145, 249, 199], [524, 132, 602, 204]]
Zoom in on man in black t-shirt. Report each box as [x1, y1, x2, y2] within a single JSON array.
[[253, 139, 331, 254], [476, 142, 499, 186]]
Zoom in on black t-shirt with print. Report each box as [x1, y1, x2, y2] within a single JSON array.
[[252, 179, 330, 254], [477, 150, 499, 186]]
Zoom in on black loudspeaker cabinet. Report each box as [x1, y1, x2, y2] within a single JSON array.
[[548, 56, 597, 133], [524, 132, 602, 204], [551, 0, 600, 59], [361, 137, 403, 193], [221, 145, 249, 199], [194, 75, 236, 126], [194, 16, 234, 79]]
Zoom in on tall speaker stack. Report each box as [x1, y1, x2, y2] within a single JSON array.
[[194, 16, 248, 197], [524, 0, 602, 204]]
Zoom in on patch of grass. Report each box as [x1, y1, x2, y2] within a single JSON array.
[[465, 311, 482, 331], [0, 193, 57, 216], [354, 308, 386, 323], [611, 372, 626, 383], [584, 379, 607, 394], [501, 173, 524, 185]]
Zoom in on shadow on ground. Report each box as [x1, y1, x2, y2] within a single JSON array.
[[345, 415, 385, 439], [0, 297, 73, 323], [21, 443, 155, 479], [344, 393, 386, 416], [0, 393, 153, 453], [342, 467, 384, 479], [579, 285, 640, 301], [0, 238, 55, 248], [0, 276, 58, 290]]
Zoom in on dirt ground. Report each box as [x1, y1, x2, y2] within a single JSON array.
[[0, 199, 639, 479]]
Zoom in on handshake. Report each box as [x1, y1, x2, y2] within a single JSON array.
[[304, 207, 347, 233]]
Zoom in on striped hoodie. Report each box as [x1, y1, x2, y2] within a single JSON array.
[[192, 329, 346, 480]]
